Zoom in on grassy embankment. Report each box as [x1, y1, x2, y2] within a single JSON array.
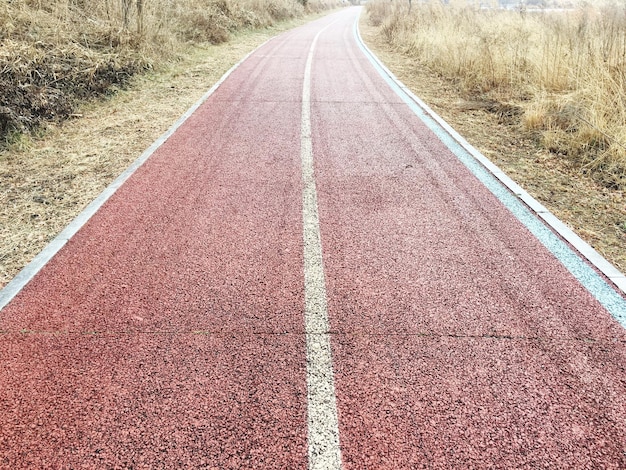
[[0, 0, 335, 288], [363, 1, 626, 273], [0, 0, 330, 139]]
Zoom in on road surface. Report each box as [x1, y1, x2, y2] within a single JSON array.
[[2, 7, 626, 469]]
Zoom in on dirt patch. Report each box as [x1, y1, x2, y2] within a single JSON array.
[[359, 15, 626, 276], [0, 15, 329, 289]]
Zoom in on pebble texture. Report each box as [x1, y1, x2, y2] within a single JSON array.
[[0, 17, 334, 469], [1, 7, 626, 469]]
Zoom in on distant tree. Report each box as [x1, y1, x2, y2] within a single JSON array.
[[137, 0, 144, 34], [121, 0, 144, 34]]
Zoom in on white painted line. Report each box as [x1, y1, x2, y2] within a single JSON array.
[[0, 38, 275, 313], [354, 10, 626, 320], [301, 22, 342, 470]]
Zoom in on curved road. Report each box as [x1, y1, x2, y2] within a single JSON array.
[[2, 7, 626, 468]]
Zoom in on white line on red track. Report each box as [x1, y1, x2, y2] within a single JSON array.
[[301, 21, 342, 470]]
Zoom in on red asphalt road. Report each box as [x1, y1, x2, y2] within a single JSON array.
[[2, 7, 626, 468]]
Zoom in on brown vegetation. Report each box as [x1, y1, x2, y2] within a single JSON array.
[[367, 0, 626, 190], [0, 0, 329, 140]]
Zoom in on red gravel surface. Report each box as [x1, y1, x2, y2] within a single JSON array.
[[0, 20, 327, 468], [2, 7, 626, 469], [312, 10, 626, 469]]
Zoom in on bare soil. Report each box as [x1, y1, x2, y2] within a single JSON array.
[[0, 16, 325, 289], [359, 15, 626, 277]]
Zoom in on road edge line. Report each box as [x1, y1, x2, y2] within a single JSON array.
[[353, 9, 626, 325], [301, 20, 343, 470], [0, 38, 275, 313]]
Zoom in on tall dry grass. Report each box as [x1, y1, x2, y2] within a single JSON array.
[[0, 0, 332, 138], [367, 0, 626, 189]]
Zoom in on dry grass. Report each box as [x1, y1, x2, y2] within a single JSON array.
[[0, 13, 332, 289], [0, 0, 332, 138], [367, 0, 626, 190], [360, 11, 626, 275]]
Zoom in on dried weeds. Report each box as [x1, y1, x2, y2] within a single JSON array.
[[367, 1, 626, 190], [360, 14, 626, 275], [0, 0, 329, 141]]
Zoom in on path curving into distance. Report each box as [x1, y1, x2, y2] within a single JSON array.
[[2, 7, 626, 468]]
